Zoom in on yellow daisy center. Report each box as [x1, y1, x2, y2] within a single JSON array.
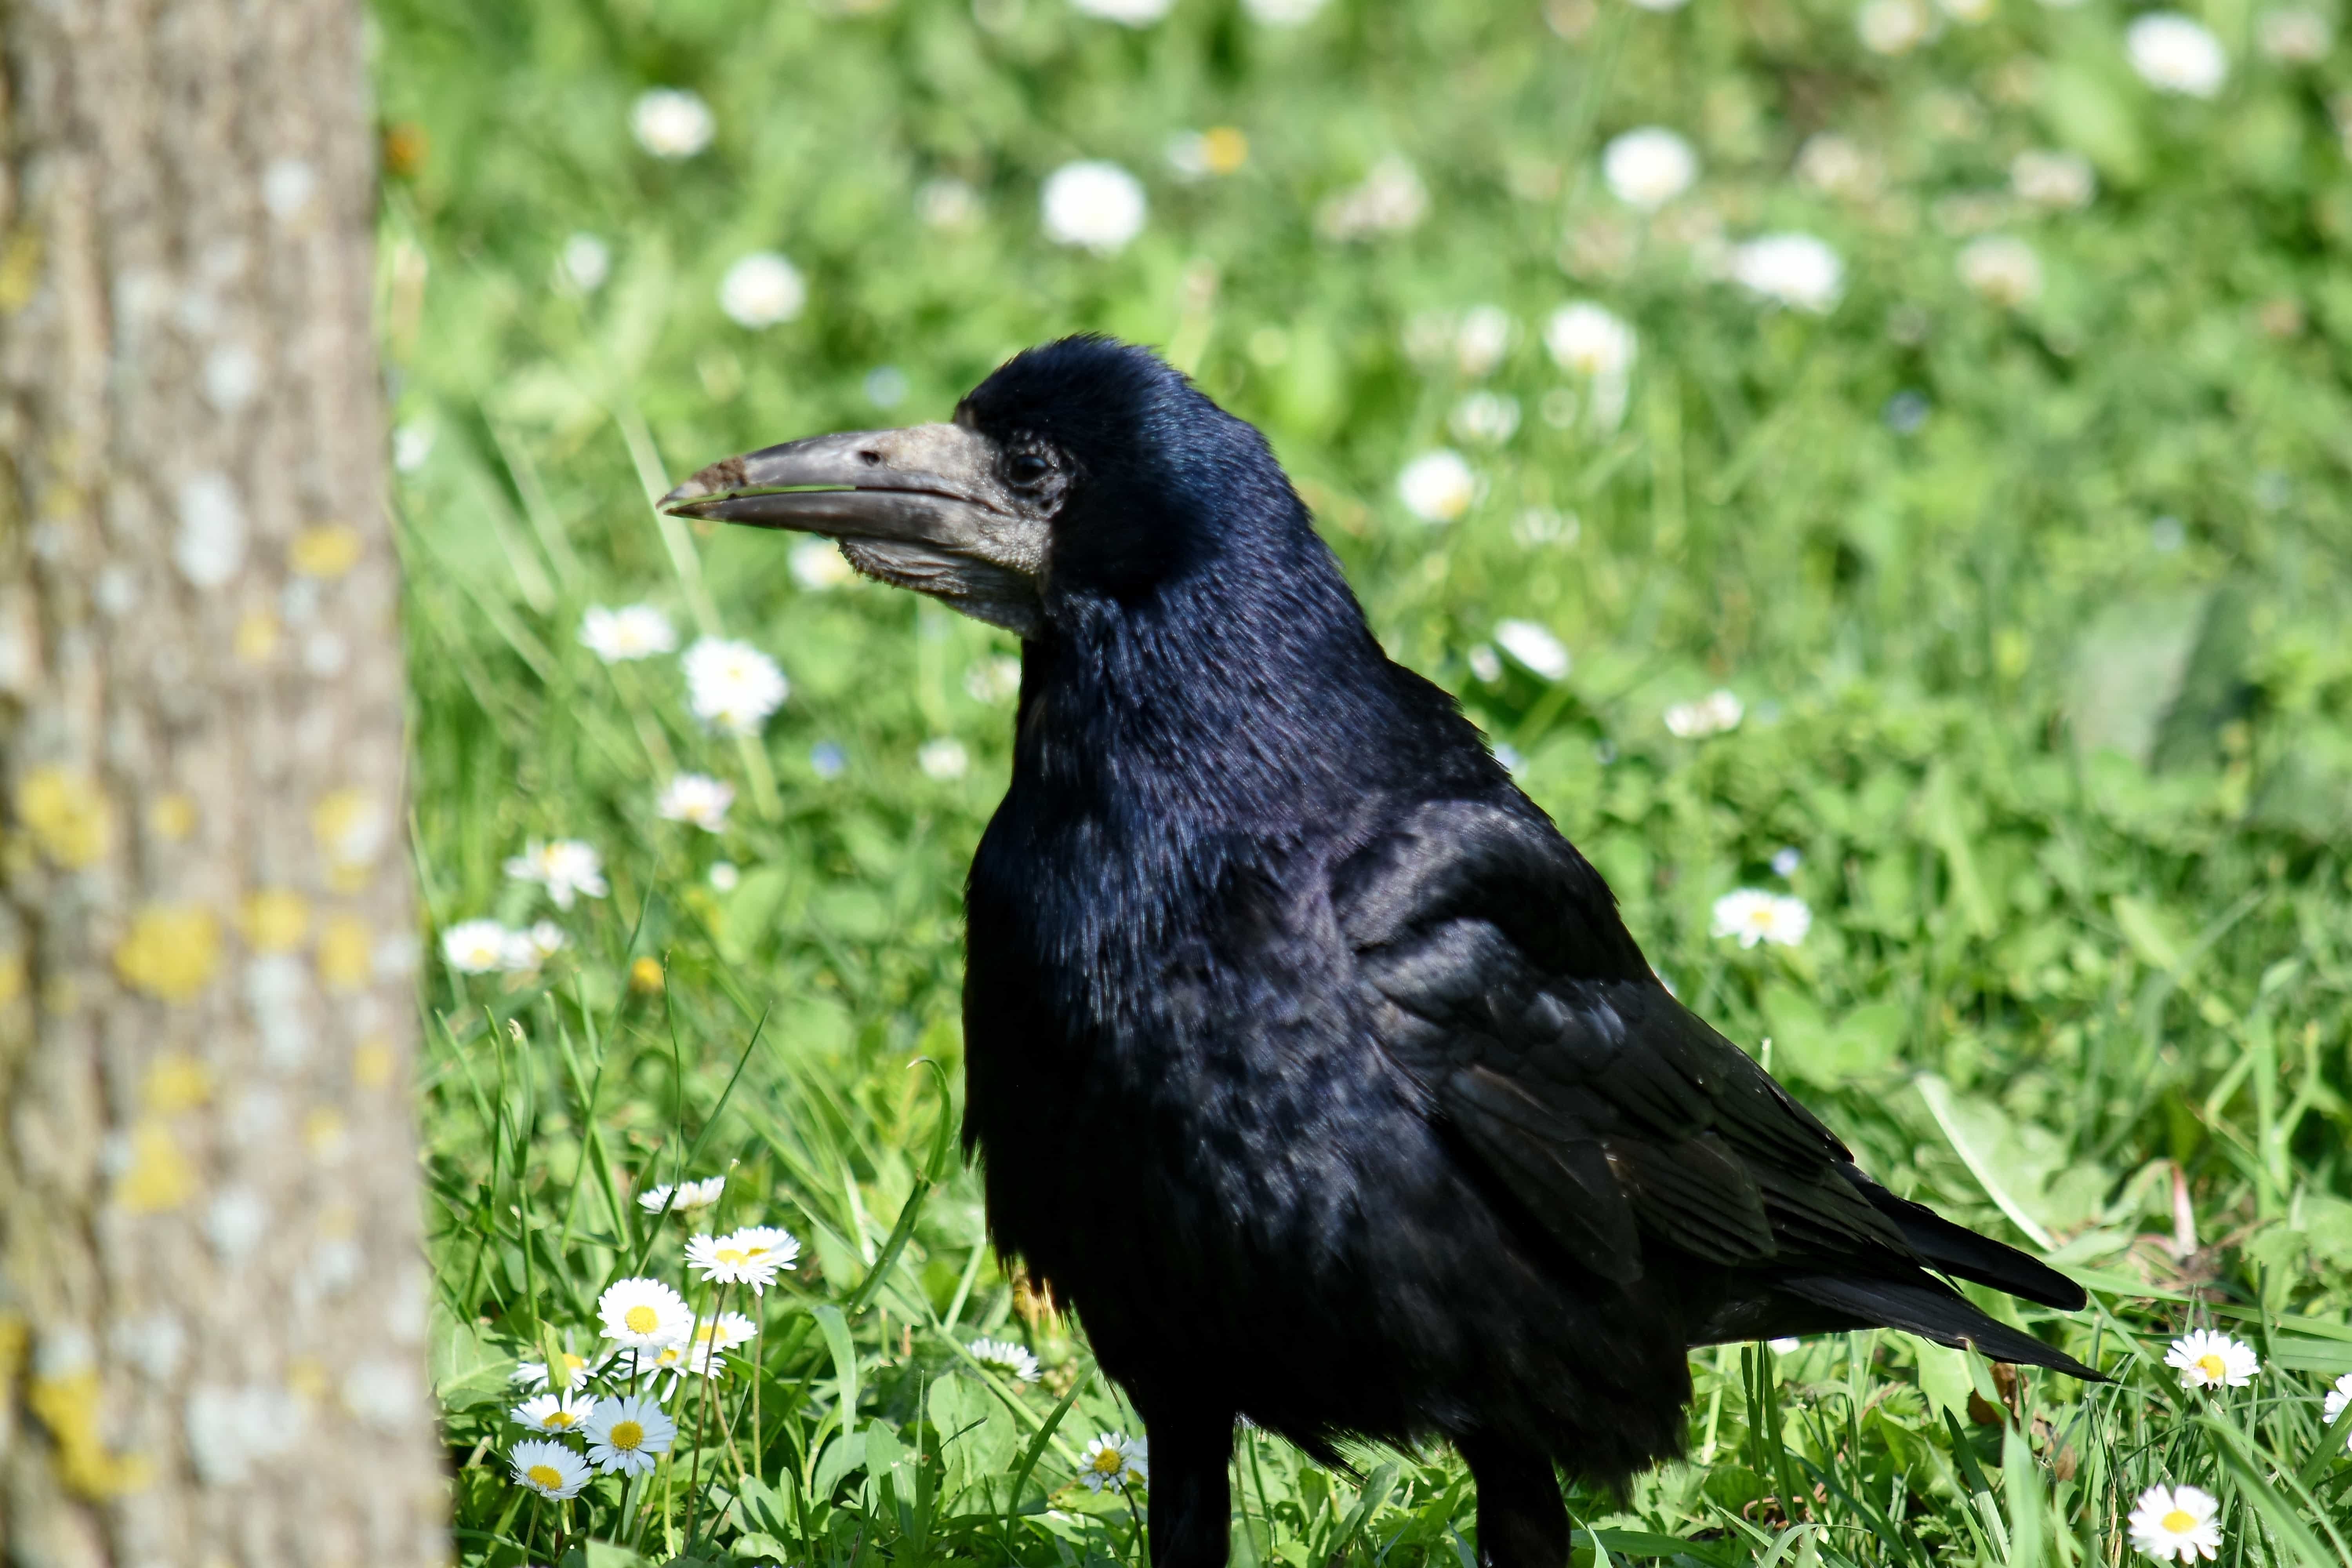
[[653, 1347, 682, 1366], [1091, 1448, 1124, 1474], [624, 1304, 660, 1334], [527, 1463, 564, 1490], [2161, 1509, 2196, 1534], [715, 1247, 750, 1265], [559, 1354, 585, 1377], [543, 1411, 577, 1428], [2195, 1353, 2227, 1379], [610, 1420, 645, 1452]]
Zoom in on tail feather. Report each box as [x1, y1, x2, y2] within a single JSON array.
[[1840, 1165, 2086, 1312], [1781, 1272, 2106, 1380]]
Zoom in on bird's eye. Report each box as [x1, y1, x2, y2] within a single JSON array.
[[1006, 451, 1051, 485]]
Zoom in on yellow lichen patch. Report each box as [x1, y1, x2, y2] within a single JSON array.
[[147, 793, 198, 841], [16, 765, 113, 868], [0, 951, 23, 1005], [629, 955, 665, 993], [238, 888, 310, 952], [113, 1119, 196, 1213], [289, 522, 365, 579], [353, 1034, 396, 1089], [316, 913, 370, 991], [141, 1053, 212, 1114], [232, 610, 280, 664], [113, 905, 222, 1001], [27, 1368, 152, 1498], [311, 788, 386, 891], [303, 1105, 348, 1161]]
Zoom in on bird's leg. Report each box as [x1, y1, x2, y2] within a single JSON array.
[[1457, 1433, 1569, 1568], [1134, 1398, 1234, 1568]]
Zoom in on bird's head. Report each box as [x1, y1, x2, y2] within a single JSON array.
[[662, 336, 1311, 641]]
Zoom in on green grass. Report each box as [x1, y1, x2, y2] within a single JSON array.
[[378, 0, 2352, 1561]]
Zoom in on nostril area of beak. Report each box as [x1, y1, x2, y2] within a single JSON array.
[[858, 449, 883, 466]]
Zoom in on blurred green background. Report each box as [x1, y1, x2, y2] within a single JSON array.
[[379, 0, 2352, 1560]]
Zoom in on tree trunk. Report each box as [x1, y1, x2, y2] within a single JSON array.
[[0, 3, 445, 1563]]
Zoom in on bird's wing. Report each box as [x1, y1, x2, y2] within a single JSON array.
[[1330, 798, 1924, 1288]]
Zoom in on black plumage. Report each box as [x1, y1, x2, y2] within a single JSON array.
[[663, 336, 2099, 1568]]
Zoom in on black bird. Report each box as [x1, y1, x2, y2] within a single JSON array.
[[664, 337, 2098, 1568]]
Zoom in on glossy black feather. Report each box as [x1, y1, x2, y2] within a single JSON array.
[[949, 337, 2097, 1568]]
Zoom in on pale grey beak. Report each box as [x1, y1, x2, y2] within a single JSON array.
[[661, 423, 1047, 637]]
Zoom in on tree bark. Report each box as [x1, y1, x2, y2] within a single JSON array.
[[0, 3, 445, 1563]]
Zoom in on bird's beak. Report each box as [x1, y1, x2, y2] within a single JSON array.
[[660, 422, 1048, 637]]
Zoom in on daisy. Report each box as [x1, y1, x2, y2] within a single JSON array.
[[509, 1438, 591, 1499], [2127, 13, 2228, 96], [583, 1394, 675, 1476], [441, 919, 510, 975], [1042, 162, 1147, 254], [719, 253, 805, 329], [631, 89, 714, 159], [1398, 451, 1475, 523], [1544, 303, 1636, 381], [1078, 1432, 1149, 1494], [970, 1338, 1041, 1383], [1712, 889, 1812, 949], [2258, 8, 2332, 62], [1453, 305, 1514, 378], [790, 537, 856, 590], [2127, 1483, 2223, 1563], [512, 1392, 597, 1435], [559, 233, 610, 293], [694, 1311, 760, 1352], [2167, 1329, 2258, 1389], [1665, 690, 1744, 738], [918, 738, 971, 780], [1730, 234, 1844, 313], [686, 1231, 785, 1292], [683, 638, 789, 735], [500, 920, 566, 973], [513, 1348, 600, 1392], [1958, 236, 2042, 308], [504, 840, 607, 910], [579, 604, 677, 662], [710, 862, 739, 891], [2323, 1370, 2352, 1424], [1448, 392, 1521, 446], [727, 1225, 802, 1273], [2012, 149, 2096, 209], [1494, 621, 1570, 681], [657, 774, 734, 833], [965, 655, 1023, 706], [1601, 127, 1697, 210], [638, 1175, 726, 1215], [597, 1277, 693, 1350]]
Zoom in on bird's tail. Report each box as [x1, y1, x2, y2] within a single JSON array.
[[1780, 1272, 2106, 1380], [1839, 1164, 2086, 1312]]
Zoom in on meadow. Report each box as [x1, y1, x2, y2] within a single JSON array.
[[375, 0, 2352, 1561]]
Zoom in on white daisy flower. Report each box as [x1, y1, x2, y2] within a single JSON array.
[[719, 252, 806, 329], [657, 774, 734, 833], [631, 89, 715, 159], [584, 1394, 675, 1476], [686, 1230, 784, 1293], [1042, 162, 1147, 254], [694, 1311, 760, 1352], [683, 637, 789, 735], [559, 233, 612, 293], [2166, 1329, 2258, 1389], [2127, 1483, 2223, 1563], [2259, 7, 2333, 62], [1398, 451, 1476, 523], [965, 655, 1024, 706], [1796, 134, 1882, 200], [1448, 391, 1522, 446], [442, 920, 510, 975], [513, 1348, 601, 1392], [1467, 645, 1504, 684], [727, 1225, 802, 1273], [790, 537, 856, 590], [510, 1437, 591, 1499], [1078, 1432, 1149, 1493], [1453, 305, 1514, 378], [1712, 889, 1812, 949], [1601, 127, 1697, 210], [638, 1175, 726, 1215], [710, 861, 740, 891], [1544, 303, 1637, 380], [1730, 234, 1844, 313], [1767, 1337, 1802, 1353], [2128, 13, 2228, 96], [512, 1391, 597, 1434], [499, 920, 566, 973], [1958, 236, 2042, 307], [579, 604, 677, 662], [1857, 0, 1934, 53], [2323, 1370, 2352, 1425], [1665, 689, 1744, 738], [392, 422, 434, 472], [1072, 0, 1176, 22], [504, 839, 608, 910], [918, 737, 971, 780], [970, 1337, 1041, 1383], [597, 1277, 693, 1350], [2011, 149, 2096, 209], [1494, 621, 1570, 681], [915, 177, 982, 230]]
